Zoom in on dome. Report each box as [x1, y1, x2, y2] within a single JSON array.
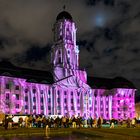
[[56, 11, 73, 21]]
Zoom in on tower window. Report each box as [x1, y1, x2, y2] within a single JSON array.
[[5, 84, 10, 89], [58, 50, 61, 54], [16, 94, 19, 100], [15, 86, 19, 90], [25, 96, 28, 102], [58, 57, 61, 63]]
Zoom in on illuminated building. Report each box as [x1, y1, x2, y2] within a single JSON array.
[[0, 11, 136, 119]]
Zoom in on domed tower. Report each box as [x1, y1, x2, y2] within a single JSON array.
[[51, 10, 87, 83]]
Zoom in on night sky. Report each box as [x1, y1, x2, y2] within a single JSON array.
[[0, 0, 140, 101]]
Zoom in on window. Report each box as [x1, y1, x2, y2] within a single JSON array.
[[41, 106, 44, 110], [48, 98, 51, 103], [16, 104, 19, 109], [57, 90, 60, 95], [64, 98, 67, 103], [33, 89, 36, 93], [64, 106, 67, 110], [78, 106, 80, 110], [95, 100, 97, 105], [41, 90, 43, 94], [57, 98, 60, 103], [5, 84, 10, 89], [6, 94, 9, 100], [15, 85, 19, 90], [71, 99, 73, 103], [25, 105, 28, 109], [64, 91, 67, 95], [16, 94, 19, 100], [48, 106, 51, 110], [25, 96, 28, 102], [25, 89, 28, 93], [33, 106, 36, 109], [58, 50, 61, 55], [33, 97, 36, 102], [58, 57, 61, 63], [57, 106, 61, 110], [40, 97, 43, 103], [71, 106, 74, 110], [71, 92, 73, 96], [48, 90, 51, 95]]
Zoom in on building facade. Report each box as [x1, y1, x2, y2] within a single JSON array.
[[0, 11, 136, 119]]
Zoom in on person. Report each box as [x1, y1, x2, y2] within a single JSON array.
[[110, 118, 115, 128], [97, 117, 102, 128], [4, 116, 8, 130], [126, 117, 131, 128], [131, 118, 136, 128], [93, 117, 97, 128]]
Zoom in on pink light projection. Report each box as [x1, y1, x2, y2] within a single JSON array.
[[0, 11, 136, 120]]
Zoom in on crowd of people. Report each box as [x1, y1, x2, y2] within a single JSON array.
[[2, 115, 138, 130]]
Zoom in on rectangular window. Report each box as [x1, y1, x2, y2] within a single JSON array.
[[48, 90, 51, 95], [48, 98, 51, 103], [5, 84, 10, 89], [71, 92, 73, 96], [71, 99, 73, 103], [64, 91, 67, 95], [95, 100, 97, 105], [71, 106, 74, 110], [40, 97, 43, 103], [33, 106, 36, 109], [57, 90, 60, 95], [41, 106, 44, 110], [57, 98, 60, 103], [57, 106, 61, 110], [58, 57, 61, 63], [25, 96, 28, 102], [33, 89, 36, 93], [33, 97, 36, 102], [77, 106, 80, 110], [25, 105, 28, 109], [64, 98, 67, 103], [41, 90, 43, 94], [64, 106, 67, 110], [15, 86, 19, 90], [16, 94, 19, 100], [48, 106, 51, 110]]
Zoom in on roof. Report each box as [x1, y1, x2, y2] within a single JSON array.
[[0, 60, 54, 84], [56, 11, 73, 21], [87, 76, 136, 89]]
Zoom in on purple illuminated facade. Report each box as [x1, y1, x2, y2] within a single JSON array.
[[0, 11, 136, 119]]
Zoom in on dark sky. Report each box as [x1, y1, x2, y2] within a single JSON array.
[[0, 0, 140, 101]]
